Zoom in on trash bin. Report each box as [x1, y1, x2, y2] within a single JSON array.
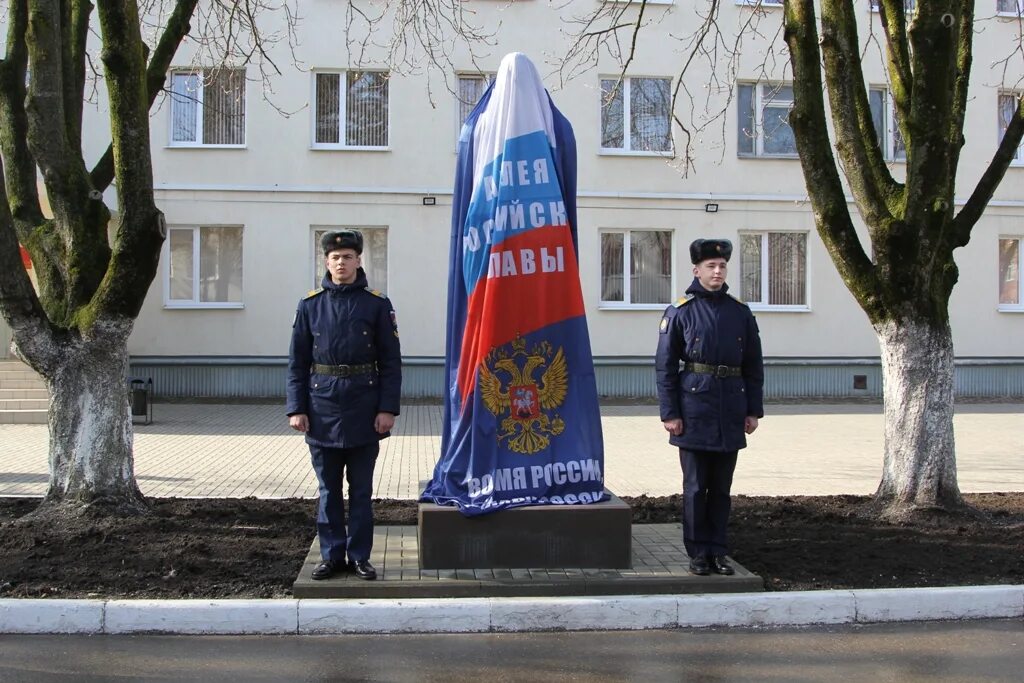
[[127, 376, 153, 425]]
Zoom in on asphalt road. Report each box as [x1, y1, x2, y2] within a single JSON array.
[[1, 619, 1021, 682]]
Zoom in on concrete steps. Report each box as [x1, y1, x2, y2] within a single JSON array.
[[0, 361, 48, 424], [0, 409, 47, 424]]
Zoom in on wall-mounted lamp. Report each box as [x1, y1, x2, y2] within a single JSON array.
[[704, 202, 719, 213], [422, 196, 437, 206]]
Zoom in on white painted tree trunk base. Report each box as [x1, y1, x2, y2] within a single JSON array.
[[34, 320, 146, 514], [873, 318, 964, 519]]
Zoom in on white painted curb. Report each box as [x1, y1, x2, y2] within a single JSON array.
[[1, 585, 1021, 635], [105, 600, 299, 635], [851, 585, 1024, 623], [0, 599, 104, 634], [299, 598, 491, 634]]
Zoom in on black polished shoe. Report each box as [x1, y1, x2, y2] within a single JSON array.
[[311, 560, 342, 581], [711, 555, 735, 576], [688, 555, 711, 576], [349, 559, 377, 581]]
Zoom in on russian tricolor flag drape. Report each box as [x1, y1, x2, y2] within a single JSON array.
[[420, 53, 605, 516]]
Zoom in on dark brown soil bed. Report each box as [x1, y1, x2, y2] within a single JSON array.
[[0, 493, 1021, 598]]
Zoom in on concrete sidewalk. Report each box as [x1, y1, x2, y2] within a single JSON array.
[[1, 402, 1021, 498]]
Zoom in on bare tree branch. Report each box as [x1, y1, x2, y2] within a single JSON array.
[[878, 0, 914, 147], [0, 158, 58, 369], [90, 0, 200, 192], [90, 0, 164, 324], [818, 0, 901, 228], [953, 93, 1024, 244], [785, 0, 882, 318], [339, 0, 497, 107], [0, 0, 45, 234]]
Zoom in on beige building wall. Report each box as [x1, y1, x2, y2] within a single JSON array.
[[103, 2, 1023, 360]]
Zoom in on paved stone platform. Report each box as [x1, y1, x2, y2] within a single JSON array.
[[4, 402, 1022, 500], [293, 524, 763, 598]]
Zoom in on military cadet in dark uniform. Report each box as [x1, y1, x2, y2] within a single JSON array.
[[287, 230, 402, 581], [655, 238, 764, 576]]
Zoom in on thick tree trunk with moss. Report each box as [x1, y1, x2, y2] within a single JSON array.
[[42, 319, 146, 512], [873, 318, 962, 517], [0, 0, 200, 517], [783, 0, 1024, 518]]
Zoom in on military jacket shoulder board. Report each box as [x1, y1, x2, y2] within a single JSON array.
[[303, 287, 324, 300], [673, 295, 692, 308]]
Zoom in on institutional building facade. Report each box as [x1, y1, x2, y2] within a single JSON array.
[[3, 2, 1023, 398]]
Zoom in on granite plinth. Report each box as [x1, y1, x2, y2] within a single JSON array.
[[417, 492, 632, 570]]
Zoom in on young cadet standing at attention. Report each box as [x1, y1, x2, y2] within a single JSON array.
[[656, 238, 764, 576], [287, 230, 402, 581]]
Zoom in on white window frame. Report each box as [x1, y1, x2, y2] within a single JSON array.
[[869, 86, 907, 162], [310, 70, 391, 151], [997, 0, 1023, 16], [737, 82, 799, 158], [998, 92, 1024, 165], [167, 68, 246, 148], [736, 0, 782, 6], [998, 236, 1023, 311], [455, 73, 494, 150], [738, 230, 811, 312], [598, 229, 674, 310], [311, 227, 390, 293], [599, 76, 674, 156], [163, 225, 245, 309], [870, 0, 915, 12]]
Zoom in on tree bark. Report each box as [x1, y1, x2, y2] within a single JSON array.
[[39, 317, 145, 514], [872, 317, 964, 519]]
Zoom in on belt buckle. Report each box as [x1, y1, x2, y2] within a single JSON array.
[[715, 365, 729, 378], [338, 366, 350, 377]]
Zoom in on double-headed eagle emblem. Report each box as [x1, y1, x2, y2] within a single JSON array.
[[478, 336, 568, 454]]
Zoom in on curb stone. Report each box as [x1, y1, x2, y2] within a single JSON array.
[[2, 585, 1022, 635]]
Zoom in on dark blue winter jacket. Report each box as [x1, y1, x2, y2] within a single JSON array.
[[656, 278, 764, 452], [287, 269, 402, 448]]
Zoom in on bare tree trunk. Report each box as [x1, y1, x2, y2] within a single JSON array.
[[872, 318, 965, 519], [38, 317, 145, 514]]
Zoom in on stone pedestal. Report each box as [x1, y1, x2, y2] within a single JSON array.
[[418, 491, 632, 569]]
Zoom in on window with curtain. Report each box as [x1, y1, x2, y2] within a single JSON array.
[[998, 0, 1023, 14], [166, 226, 244, 306], [600, 230, 672, 305], [169, 69, 246, 146], [869, 87, 907, 161], [312, 228, 389, 293], [313, 71, 389, 148], [999, 238, 1022, 308], [737, 83, 797, 157], [998, 93, 1023, 163], [600, 77, 672, 153], [740, 231, 808, 308]]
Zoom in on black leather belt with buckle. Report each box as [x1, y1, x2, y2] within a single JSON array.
[[685, 362, 742, 378], [311, 363, 375, 377]]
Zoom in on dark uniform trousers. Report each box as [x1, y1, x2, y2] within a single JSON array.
[[310, 442, 379, 564], [680, 448, 739, 559]]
